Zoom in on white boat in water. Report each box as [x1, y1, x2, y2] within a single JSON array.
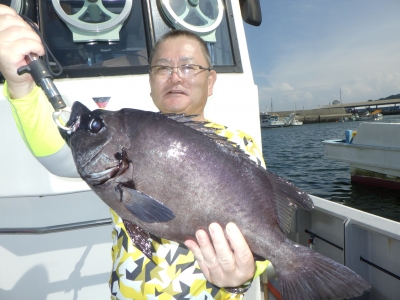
[[323, 122, 400, 189], [374, 112, 384, 120], [260, 113, 286, 128], [1, 1, 399, 300], [357, 109, 384, 121], [284, 113, 303, 126], [291, 119, 303, 126]]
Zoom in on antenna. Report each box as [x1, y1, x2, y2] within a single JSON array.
[[271, 97, 273, 113]]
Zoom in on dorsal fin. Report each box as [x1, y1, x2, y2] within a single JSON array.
[[163, 113, 254, 162], [163, 113, 198, 122]]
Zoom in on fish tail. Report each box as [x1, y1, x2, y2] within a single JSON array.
[[275, 245, 371, 300]]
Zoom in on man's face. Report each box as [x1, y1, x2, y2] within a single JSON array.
[[149, 36, 217, 121]]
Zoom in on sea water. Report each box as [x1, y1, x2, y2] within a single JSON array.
[[261, 115, 400, 222]]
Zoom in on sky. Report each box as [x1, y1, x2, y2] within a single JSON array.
[[243, 0, 400, 112]]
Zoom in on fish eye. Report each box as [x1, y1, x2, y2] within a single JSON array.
[[89, 117, 103, 133]]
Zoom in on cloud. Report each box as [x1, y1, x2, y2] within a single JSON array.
[[245, 1, 400, 112]]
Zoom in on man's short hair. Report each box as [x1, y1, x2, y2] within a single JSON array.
[[149, 29, 212, 68]]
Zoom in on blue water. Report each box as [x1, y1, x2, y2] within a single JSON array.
[[261, 115, 400, 223]]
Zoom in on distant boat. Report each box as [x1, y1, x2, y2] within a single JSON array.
[[283, 113, 303, 126], [292, 119, 303, 126], [373, 111, 383, 121], [339, 115, 357, 122], [260, 112, 285, 128], [357, 109, 383, 121]]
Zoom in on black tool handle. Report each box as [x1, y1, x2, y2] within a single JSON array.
[[17, 53, 66, 111]]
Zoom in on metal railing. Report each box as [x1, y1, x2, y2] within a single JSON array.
[[0, 218, 112, 234]]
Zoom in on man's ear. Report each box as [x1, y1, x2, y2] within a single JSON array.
[[207, 70, 217, 96]]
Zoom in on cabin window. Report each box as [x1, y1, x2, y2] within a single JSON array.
[[38, 0, 149, 78], [0, 0, 242, 81]]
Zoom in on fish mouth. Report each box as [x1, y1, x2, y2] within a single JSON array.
[[81, 148, 130, 186], [68, 116, 81, 134]]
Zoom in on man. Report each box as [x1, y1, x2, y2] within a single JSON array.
[[0, 5, 269, 299]]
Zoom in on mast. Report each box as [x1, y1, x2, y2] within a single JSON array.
[[271, 97, 273, 113]]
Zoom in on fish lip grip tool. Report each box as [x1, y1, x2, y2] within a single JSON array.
[[17, 53, 71, 131]]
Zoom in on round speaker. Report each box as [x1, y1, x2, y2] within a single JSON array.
[[51, 0, 132, 42], [158, 0, 223, 42]]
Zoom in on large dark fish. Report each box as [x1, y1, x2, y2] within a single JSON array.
[[61, 101, 370, 300]]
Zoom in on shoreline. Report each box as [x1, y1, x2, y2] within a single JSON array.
[[269, 108, 400, 124]]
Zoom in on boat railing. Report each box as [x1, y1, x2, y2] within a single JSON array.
[[295, 195, 400, 299], [0, 218, 112, 235]]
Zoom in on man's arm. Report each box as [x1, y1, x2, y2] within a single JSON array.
[[0, 5, 78, 177], [4, 84, 78, 177]]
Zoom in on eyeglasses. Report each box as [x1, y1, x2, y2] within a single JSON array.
[[150, 64, 211, 78]]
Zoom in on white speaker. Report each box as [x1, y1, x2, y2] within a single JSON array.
[[51, 0, 133, 42], [158, 0, 224, 42]]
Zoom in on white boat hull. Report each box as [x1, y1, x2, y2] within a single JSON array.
[[260, 121, 285, 128], [323, 122, 400, 189], [283, 113, 303, 126], [292, 120, 303, 126], [260, 115, 286, 128]]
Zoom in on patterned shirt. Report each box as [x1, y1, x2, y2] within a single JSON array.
[[109, 123, 268, 300]]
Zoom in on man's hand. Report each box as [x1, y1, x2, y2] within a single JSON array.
[[0, 5, 44, 98], [184, 222, 255, 288]]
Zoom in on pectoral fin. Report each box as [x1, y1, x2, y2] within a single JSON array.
[[118, 185, 175, 223]]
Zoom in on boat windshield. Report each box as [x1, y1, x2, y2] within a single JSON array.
[[20, 0, 242, 79]]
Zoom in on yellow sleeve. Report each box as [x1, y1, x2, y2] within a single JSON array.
[[234, 130, 267, 169], [3, 82, 65, 157], [207, 121, 266, 169]]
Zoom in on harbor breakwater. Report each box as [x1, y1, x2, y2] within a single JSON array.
[[273, 107, 351, 124]]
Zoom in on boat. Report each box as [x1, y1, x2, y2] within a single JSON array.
[[292, 118, 303, 126], [288, 113, 303, 126], [323, 122, 400, 189], [260, 112, 286, 128], [284, 113, 303, 126], [339, 115, 357, 122], [1, 1, 399, 299], [373, 112, 384, 120], [357, 111, 372, 121], [357, 109, 384, 121], [283, 113, 294, 126], [260, 98, 286, 128]]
